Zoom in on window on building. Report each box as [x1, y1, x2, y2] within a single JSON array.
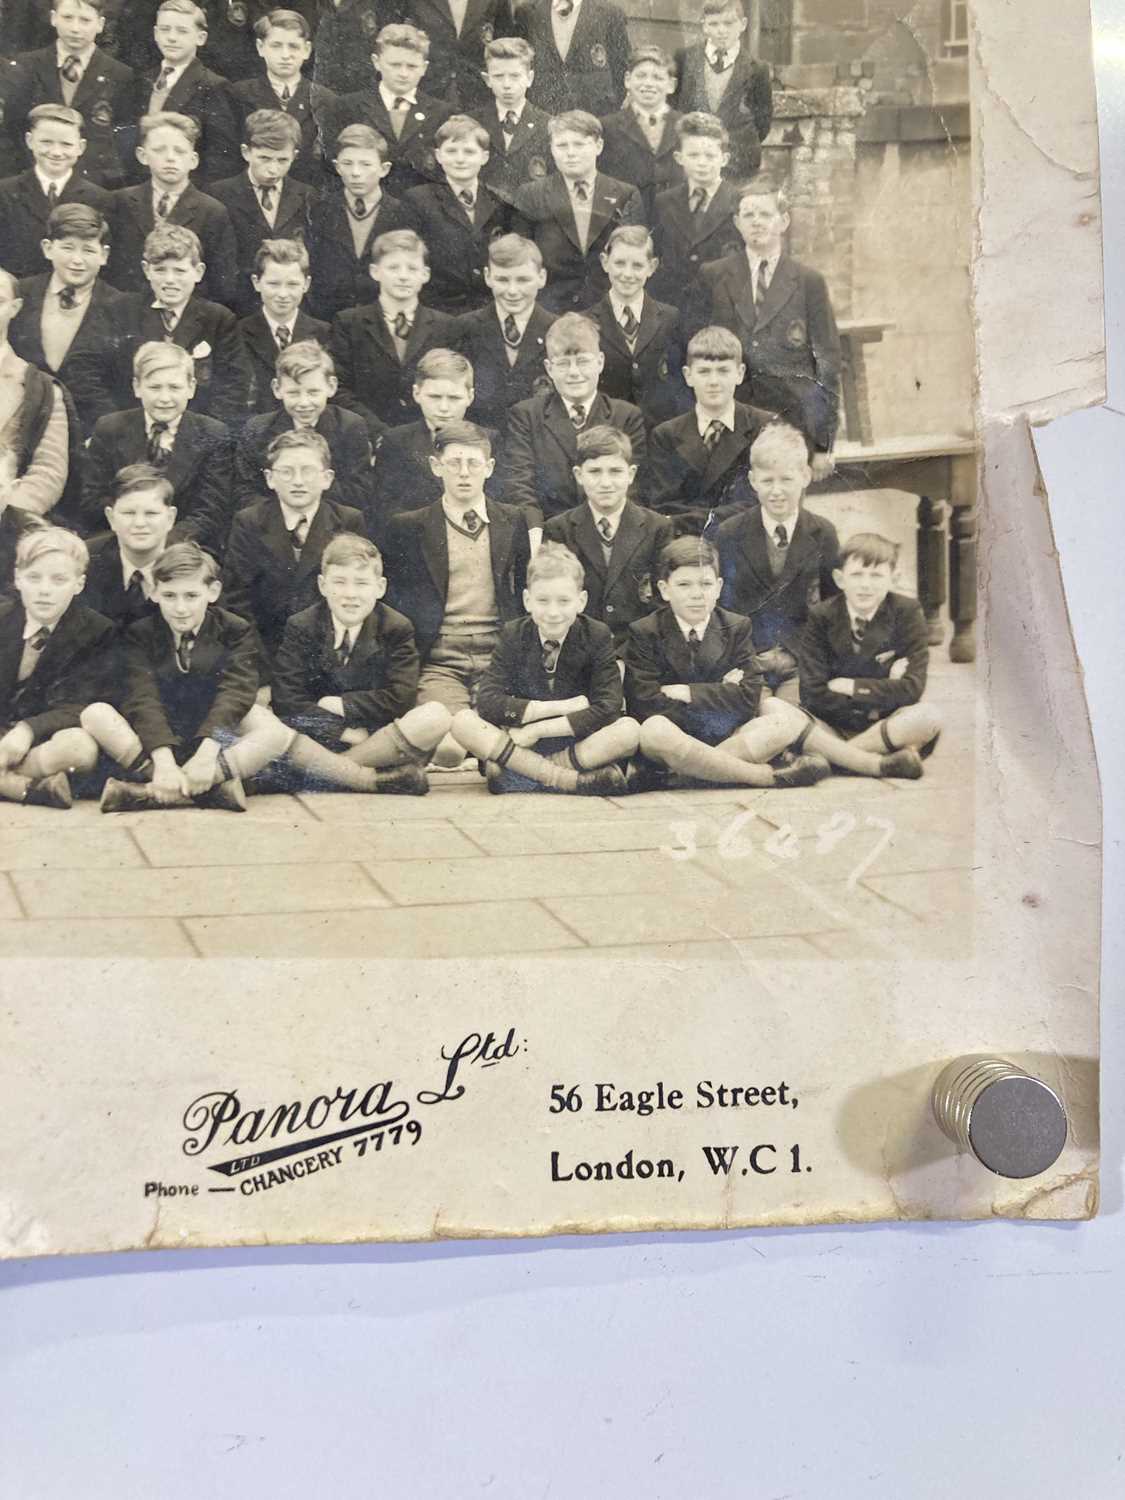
[[943, 0, 969, 57]]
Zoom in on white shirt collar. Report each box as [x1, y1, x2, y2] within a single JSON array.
[[764, 507, 800, 541], [263, 310, 293, 339], [609, 291, 644, 325], [565, 176, 594, 200], [498, 101, 525, 127], [380, 83, 417, 110], [562, 395, 595, 423], [152, 183, 188, 211], [673, 612, 712, 641], [119, 554, 157, 595], [495, 304, 533, 336], [151, 299, 188, 330], [56, 41, 95, 67], [747, 247, 782, 283], [347, 187, 380, 215], [331, 616, 360, 651], [22, 616, 56, 640], [35, 166, 72, 196], [279, 498, 320, 534], [629, 101, 668, 126], [154, 59, 188, 88], [589, 500, 626, 537], [538, 625, 571, 647], [442, 495, 489, 528], [685, 180, 719, 208], [267, 72, 298, 97], [144, 411, 182, 440], [553, 0, 581, 16], [380, 296, 418, 325], [47, 273, 93, 307], [705, 42, 737, 68], [695, 404, 736, 437]]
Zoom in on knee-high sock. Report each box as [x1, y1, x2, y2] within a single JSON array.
[[453, 710, 578, 790], [551, 718, 640, 771], [80, 703, 146, 769], [718, 714, 801, 765], [285, 733, 379, 791], [647, 721, 775, 787], [800, 722, 884, 776]]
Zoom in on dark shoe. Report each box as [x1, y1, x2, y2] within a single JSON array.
[[485, 763, 508, 795], [25, 771, 72, 809], [919, 730, 942, 761], [879, 747, 924, 780], [196, 777, 248, 812], [373, 764, 429, 796], [773, 753, 832, 789], [575, 764, 628, 797], [100, 777, 153, 813]]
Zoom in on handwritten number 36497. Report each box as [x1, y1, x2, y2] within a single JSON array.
[[662, 811, 896, 888]]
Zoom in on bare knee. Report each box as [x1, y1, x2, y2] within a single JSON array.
[[79, 701, 119, 735], [450, 707, 488, 750], [639, 715, 677, 759], [761, 697, 805, 734], [52, 727, 99, 771], [408, 701, 453, 746], [616, 716, 641, 755]]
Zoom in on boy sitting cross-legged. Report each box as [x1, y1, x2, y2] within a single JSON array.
[[81, 462, 176, 632], [271, 532, 449, 798], [0, 525, 109, 808], [237, 238, 329, 417], [625, 535, 830, 790], [224, 428, 368, 682], [795, 531, 943, 782], [82, 539, 294, 811], [451, 541, 638, 795], [543, 424, 672, 648]]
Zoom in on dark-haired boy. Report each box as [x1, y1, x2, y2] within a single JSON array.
[[336, 23, 453, 198], [142, 0, 239, 183], [795, 531, 942, 782], [228, 10, 339, 187], [543, 424, 672, 647], [649, 112, 740, 318], [625, 535, 829, 789], [0, 104, 111, 277], [589, 224, 687, 429], [450, 541, 637, 794], [453, 233, 554, 433], [10, 202, 129, 436], [82, 539, 294, 811], [672, 0, 772, 180], [477, 38, 552, 208], [81, 462, 175, 630], [237, 238, 329, 416], [272, 531, 450, 796], [511, 0, 629, 118], [598, 46, 684, 218], [307, 123, 411, 322]]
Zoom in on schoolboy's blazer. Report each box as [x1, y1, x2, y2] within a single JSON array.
[[106, 182, 239, 307], [715, 504, 840, 654], [647, 401, 774, 525], [512, 0, 630, 117], [118, 292, 253, 430], [648, 179, 742, 320], [328, 300, 459, 435], [227, 76, 340, 187], [672, 43, 773, 179], [587, 292, 689, 428], [83, 408, 235, 558], [0, 57, 31, 181], [0, 168, 113, 279], [383, 496, 530, 659], [335, 88, 455, 198], [0, 597, 114, 739], [400, 0, 514, 111], [510, 171, 644, 312], [370, 419, 501, 542], [308, 0, 383, 97], [305, 187, 411, 323], [500, 388, 648, 529], [236, 307, 330, 417], [453, 301, 554, 432], [10, 274, 132, 436], [476, 612, 623, 740], [700, 250, 842, 452], [18, 46, 140, 188], [141, 60, 240, 183], [233, 405, 374, 520], [542, 499, 673, 643], [208, 172, 316, 315], [596, 108, 685, 218], [478, 100, 554, 209], [120, 604, 259, 752], [402, 180, 514, 315], [80, 532, 161, 632], [623, 603, 763, 729], [798, 590, 929, 735], [272, 598, 420, 729], [222, 493, 368, 671]]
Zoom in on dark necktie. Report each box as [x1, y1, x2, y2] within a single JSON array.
[[275, 324, 291, 350], [154, 64, 174, 93], [687, 626, 701, 663], [392, 95, 409, 111], [392, 310, 411, 340], [125, 569, 146, 608], [688, 187, 706, 214], [350, 194, 368, 219], [596, 516, 613, 543], [542, 637, 561, 676], [60, 54, 82, 83], [703, 418, 724, 450], [773, 523, 789, 550], [502, 110, 518, 131], [569, 403, 586, 430], [710, 48, 727, 72], [336, 629, 353, 667], [156, 193, 173, 220], [755, 259, 769, 307], [620, 304, 638, 342], [573, 180, 590, 203], [17, 626, 50, 682], [502, 313, 520, 347], [176, 628, 195, 673], [290, 515, 309, 554], [45, 182, 59, 207], [279, 84, 291, 104], [58, 285, 77, 310], [159, 305, 176, 334], [852, 616, 868, 646], [457, 188, 474, 210], [556, 0, 574, 15], [148, 419, 170, 463], [461, 508, 482, 536], [259, 183, 274, 213]]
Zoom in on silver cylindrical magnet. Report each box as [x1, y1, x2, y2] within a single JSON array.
[[931, 1055, 1068, 1179]]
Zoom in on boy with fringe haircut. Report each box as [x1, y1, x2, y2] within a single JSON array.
[[452, 233, 554, 432], [308, 123, 410, 321], [237, 238, 329, 415], [228, 9, 339, 187]]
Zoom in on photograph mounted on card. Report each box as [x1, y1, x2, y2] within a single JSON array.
[[0, 0, 1103, 1257]]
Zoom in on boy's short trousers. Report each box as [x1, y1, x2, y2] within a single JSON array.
[[282, 710, 385, 751], [674, 706, 754, 747], [417, 629, 501, 715]]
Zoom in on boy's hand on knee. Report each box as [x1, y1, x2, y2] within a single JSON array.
[[151, 760, 189, 804], [182, 742, 221, 796], [888, 658, 908, 680], [828, 677, 855, 695], [508, 724, 541, 748], [256, 685, 272, 706], [663, 684, 692, 703], [317, 696, 346, 718], [722, 668, 744, 684], [339, 727, 367, 746], [0, 722, 33, 770]]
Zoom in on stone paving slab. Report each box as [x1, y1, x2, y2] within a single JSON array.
[[0, 826, 146, 871], [130, 816, 483, 867], [0, 917, 195, 958]]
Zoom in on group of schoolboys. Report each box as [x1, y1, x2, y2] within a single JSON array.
[[0, 0, 942, 810]]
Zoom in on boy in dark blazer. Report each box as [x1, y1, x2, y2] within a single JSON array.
[[648, 112, 740, 319], [478, 38, 553, 209], [453, 232, 554, 433], [500, 311, 647, 538], [0, 524, 108, 806], [402, 115, 513, 315], [227, 10, 339, 187], [589, 224, 688, 429], [404, 0, 513, 112], [795, 530, 942, 782], [209, 108, 315, 315], [235, 340, 373, 519], [383, 419, 529, 768], [10, 203, 130, 436], [543, 424, 673, 648], [82, 539, 293, 810], [271, 531, 450, 795], [83, 341, 234, 557], [450, 541, 637, 794], [0, 104, 112, 277], [307, 124, 411, 322], [81, 462, 176, 631], [237, 237, 328, 416], [672, 0, 772, 180], [701, 179, 842, 465], [512, 0, 629, 118], [624, 535, 828, 789], [714, 421, 839, 700], [647, 324, 774, 532], [223, 428, 367, 679], [18, 0, 139, 188], [511, 110, 643, 314], [328, 227, 458, 436], [597, 46, 684, 218], [142, 0, 239, 183], [106, 111, 238, 305]]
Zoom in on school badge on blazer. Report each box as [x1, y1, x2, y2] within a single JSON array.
[[191, 341, 213, 385], [638, 573, 653, 604], [480, 22, 494, 41], [786, 320, 808, 349], [529, 157, 547, 178], [361, 10, 378, 32], [227, 0, 249, 25], [590, 43, 607, 68], [91, 97, 113, 128]]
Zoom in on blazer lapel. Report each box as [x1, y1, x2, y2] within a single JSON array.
[[542, 393, 579, 463], [297, 501, 334, 580], [0, 603, 24, 694], [364, 303, 396, 359], [419, 503, 448, 598], [487, 503, 514, 594], [777, 510, 816, 589], [404, 307, 437, 362], [187, 608, 223, 678], [632, 296, 664, 356], [694, 611, 726, 677], [573, 505, 607, 583], [604, 502, 644, 594], [659, 608, 692, 681], [740, 511, 776, 592], [587, 176, 620, 246], [703, 423, 744, 487], [755, 256, 800, 333], [547, 174, 583, 252], [828, 595, 857, 659]]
